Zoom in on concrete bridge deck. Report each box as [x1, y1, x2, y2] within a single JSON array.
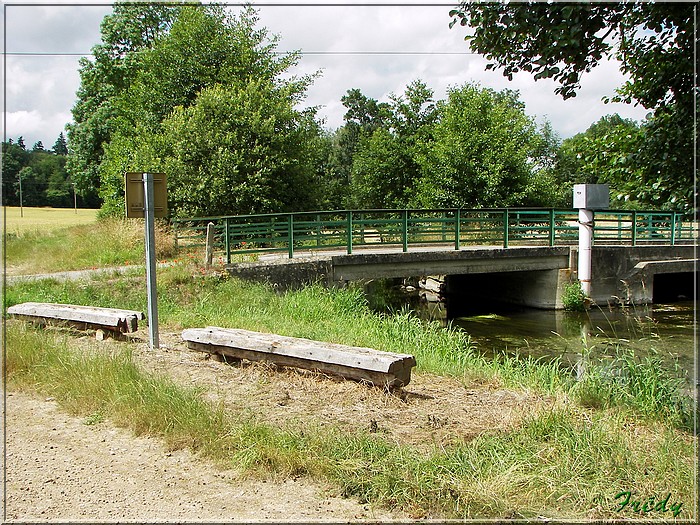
[[226, 243, 697, 310]]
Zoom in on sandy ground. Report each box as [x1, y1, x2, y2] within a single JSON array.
[[3, 324, 552, 522], [4, 391, 403, 522]]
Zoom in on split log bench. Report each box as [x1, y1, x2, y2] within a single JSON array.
[[181, 326, 417, 388], [7, 302, 144, 338]]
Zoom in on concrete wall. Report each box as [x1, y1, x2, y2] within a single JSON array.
[[444, 268, 573, 313], [224, 244, 696, 308], [586, 245, 696, 305], [225, 257, 332, 291]]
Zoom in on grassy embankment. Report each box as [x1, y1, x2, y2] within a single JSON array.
[[3, 213, 697, 519], [4, 208, 175, 275]]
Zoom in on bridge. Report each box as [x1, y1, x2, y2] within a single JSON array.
[[173, 208, 697, 309]]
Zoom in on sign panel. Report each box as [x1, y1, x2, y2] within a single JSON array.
[[125, 172, 168, 218]]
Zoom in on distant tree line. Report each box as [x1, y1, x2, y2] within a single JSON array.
[[1, 133, 99, 208], [57, 1, 694, 218]]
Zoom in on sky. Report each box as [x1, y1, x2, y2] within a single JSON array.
[[3, 1, 651, 149]]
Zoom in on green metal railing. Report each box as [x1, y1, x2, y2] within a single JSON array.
[[172, 208, 697, 264]]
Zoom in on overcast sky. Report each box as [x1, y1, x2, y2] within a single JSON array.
[[3, 0, 650, 149]]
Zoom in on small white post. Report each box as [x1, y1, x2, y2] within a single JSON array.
[[19, 171, 23, 218], [578, 208, 594, 297], [573, 183, 609, 300], [205, 222, 215, 268]]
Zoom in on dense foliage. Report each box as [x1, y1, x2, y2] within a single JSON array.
[[67, 3, 320, 218], [449, 1, 696, 213], [1, 134, 88, 208], [54, 1, 693, 217]]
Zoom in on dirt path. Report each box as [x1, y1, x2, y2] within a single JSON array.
[[3, 390, 400, 522]]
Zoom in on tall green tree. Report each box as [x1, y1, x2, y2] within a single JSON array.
[[156, 82, 318, 217], [349, 80, 436, 208], [95, 4, 320, 218], [414, 84, 554, 209], [2, 138, 72, 207], [554, 115, 645, 208], [66, 2, 181, 205], [52, 132, 69, 156], [449, 1, 696, 212], [2, 140, 29, 205]]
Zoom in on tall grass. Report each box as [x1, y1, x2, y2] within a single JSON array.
[[5, 264, 695, 428], [4, 218, 175, 275], [6, 323, 695, 520], [573, 346, 696, 430]]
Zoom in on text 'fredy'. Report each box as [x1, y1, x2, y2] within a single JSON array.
[[615, 491, 683, 517]]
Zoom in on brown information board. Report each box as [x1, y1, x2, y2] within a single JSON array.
[[124, 172, 168, 218]]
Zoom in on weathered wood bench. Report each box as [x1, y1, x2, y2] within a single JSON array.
[[181, 327, 417, 388], [7, 302, 144, 338]]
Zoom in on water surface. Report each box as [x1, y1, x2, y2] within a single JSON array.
[[362, 279, 696, 381]]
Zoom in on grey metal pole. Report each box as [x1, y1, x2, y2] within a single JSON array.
[[143, 172, 159, 349], [19, 172, 23, 218]]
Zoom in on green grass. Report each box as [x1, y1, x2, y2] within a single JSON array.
[[5, 323, 696, 520], [3, 221, 697, 519], [3, 265, 561, 391], [5, 264, 695, 429], [572, 346, 696, 429]]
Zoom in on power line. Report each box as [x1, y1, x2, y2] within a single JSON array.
[[5, 50, 479, 57]]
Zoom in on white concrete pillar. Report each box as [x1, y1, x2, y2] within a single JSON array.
[[578, 208, 594, 296]]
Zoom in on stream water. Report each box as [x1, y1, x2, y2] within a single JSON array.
[[362, 279, 697, 383]]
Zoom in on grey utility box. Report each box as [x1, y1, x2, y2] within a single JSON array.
[[573, 184, 609, 210]]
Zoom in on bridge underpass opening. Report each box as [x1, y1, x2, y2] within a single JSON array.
[[652, 272, 697, 303], [444, 269, 566, 319]]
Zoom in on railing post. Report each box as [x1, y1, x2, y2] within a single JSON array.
[[549, 209, 555, 246], [347, 210, 353, 254], [402, 209, 409, 252], [503, 209, 509, 248], [617, 213, 622, 242], [316, 213, 321, 247], [455, 208, 461, 250], [205, 222, 215, 268], [670, 212, 677, 245], [288, 214, 294, 258], [631, 211, 638, 246], [225, 218, 230, 264], [173, 220, 179, 252]]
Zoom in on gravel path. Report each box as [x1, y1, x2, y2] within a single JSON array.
[[3, 390, 400, 522]]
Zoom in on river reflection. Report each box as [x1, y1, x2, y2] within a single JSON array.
[[362, 279, 696, 382], [452, 302, 696, 378]]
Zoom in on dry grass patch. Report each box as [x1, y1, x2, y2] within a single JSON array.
[[4, 206, 98, 236], [85, 327, 553, 451]]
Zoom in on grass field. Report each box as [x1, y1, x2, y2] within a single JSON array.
[[4, 207, 99, 236]]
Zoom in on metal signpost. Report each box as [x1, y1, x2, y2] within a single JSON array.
[[125, 172, 168, 349]]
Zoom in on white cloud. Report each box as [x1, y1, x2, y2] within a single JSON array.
[[4, 1, 649, 147], [6, 110, 71, 146]]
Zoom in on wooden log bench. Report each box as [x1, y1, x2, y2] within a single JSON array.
[[181, 326, 417, 388], [7, 302, 144, 338]]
